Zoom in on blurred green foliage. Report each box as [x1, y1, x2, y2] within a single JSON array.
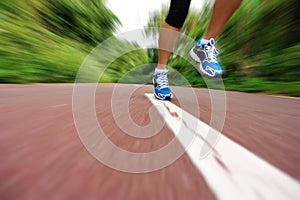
[[0, 0, 299, 96], [0, 0, 148, 83], [34, 0, 119, 46]]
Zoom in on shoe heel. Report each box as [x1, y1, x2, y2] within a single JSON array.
[[189, 49, 201, 63]]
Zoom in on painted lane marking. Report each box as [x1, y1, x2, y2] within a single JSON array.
[[145, 93, 300, 200], [50, 104, 67, 108]]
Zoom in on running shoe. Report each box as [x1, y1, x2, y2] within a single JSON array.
[[153, 70, 172, 100], [189, 38, 223, 77]]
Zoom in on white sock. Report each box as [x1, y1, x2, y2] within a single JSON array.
[[155, 68, 168, 73]]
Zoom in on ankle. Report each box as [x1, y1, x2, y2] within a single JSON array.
[[155, 67, 168, 73], [156, 64, 168, 70]]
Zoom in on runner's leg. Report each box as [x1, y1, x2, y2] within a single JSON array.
[[204, 0, 242, 39], [157, 0, 191, 70]]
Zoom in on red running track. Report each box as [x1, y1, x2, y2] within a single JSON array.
[[0, 84, 299, 200]]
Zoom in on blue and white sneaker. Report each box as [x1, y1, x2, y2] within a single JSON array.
[[153, 69, 172, 100], [189, 38, 223, 77]]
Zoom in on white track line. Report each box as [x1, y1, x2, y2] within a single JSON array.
[[145, 93, 300, 200]]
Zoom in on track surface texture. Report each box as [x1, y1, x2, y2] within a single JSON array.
[[1, 84, 299, 200]]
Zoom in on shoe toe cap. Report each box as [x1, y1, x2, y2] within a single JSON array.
[[202, 62, 223, 76]]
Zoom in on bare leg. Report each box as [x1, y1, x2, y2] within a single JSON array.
[[156, 22, 180, 70], [204, 0, 242, 39]]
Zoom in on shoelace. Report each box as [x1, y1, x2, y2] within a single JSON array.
[[204, 44, 219, 63], [156, 72, 169, 89]]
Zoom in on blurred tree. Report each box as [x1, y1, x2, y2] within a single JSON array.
[[33, 0, 121, 46], [0, 0, 124, 83], [0, 0, 299, 95]]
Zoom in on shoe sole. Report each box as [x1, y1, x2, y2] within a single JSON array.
[[153, 91, 172, 101]]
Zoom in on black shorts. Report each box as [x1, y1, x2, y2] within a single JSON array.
[[165, 0, 191, 28]]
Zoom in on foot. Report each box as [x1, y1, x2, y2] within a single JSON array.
[[189, 38, 223, 77], [153, 69, 172, 100]]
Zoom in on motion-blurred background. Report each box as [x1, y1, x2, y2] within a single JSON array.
[[0, 0, 299, 96]]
